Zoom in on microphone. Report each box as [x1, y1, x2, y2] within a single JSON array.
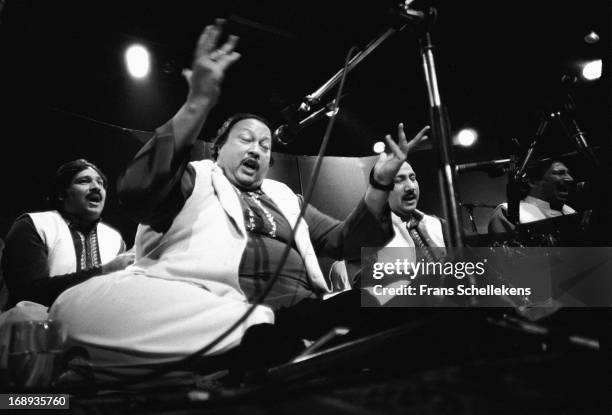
[[274, 102, 337, 145], [455, 158, 511, 176], [573, 181, 588, 194], [273, 124, 295, 146], [569, 181, 598, 211]]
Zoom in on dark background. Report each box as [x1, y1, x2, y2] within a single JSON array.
[[0, 0, 609, 242]]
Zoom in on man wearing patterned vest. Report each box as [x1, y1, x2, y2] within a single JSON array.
[[1, 159, 133, 308], [49, 20, 428, 372]]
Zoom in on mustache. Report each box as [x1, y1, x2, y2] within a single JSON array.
[[241, 156, 260, 169], [86, 189, 103, 201]]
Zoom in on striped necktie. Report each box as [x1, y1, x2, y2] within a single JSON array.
[[407, 221, 436, 263]]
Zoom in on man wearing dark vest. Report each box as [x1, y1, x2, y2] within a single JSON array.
[[49, 20, 427, 372], [2, 159, 134, 308]]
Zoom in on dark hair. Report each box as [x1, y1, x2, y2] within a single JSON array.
[[525, 159, 564, 182], [211, 113, 274, 160], [49, 159, 107, 210]]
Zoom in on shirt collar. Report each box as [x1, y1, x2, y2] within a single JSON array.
[[524, 195, 560, 212], [59, 210, 99, 234], [402, 209, 425, 229]]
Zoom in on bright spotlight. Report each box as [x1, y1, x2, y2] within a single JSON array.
[[455, 128, 478, 147], [584, 31, 600, 44], [581, 59, 602, 81], [125, 44, 150, 79], [373, 141, 386, 154]]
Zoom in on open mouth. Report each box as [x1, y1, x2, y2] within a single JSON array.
[[402, 194, 417, 203], [557, 186, 570, 197], [86, 193, 102, 204], [241, 158, 260, 174]]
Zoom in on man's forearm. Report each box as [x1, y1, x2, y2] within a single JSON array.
[[306, 195, 392, 260], [11, 267, 104, 307], [119, 20, 239, 221], [171, 94, 216, 154], [364, 186, 391, 219], [118, 97, 215, 221]]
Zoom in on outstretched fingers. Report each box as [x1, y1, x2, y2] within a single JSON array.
[[397, 123, 408, 147], [219, 51, 241, 69], [217, 35, 241, 69], [412, 125, 430, 144], [384, 134, 405, 160], [219, 34, 239, 54], [383, 124, 432, 161], [196, 18, 224, 57], [404, 125, 430, 153]]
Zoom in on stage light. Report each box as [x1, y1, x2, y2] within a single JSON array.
[[584, 31, 600, 44], [455, 128, 478, 147], [125, 44, 150, 79], [581, 59, 602, 81], [373, 141, 385, 154]]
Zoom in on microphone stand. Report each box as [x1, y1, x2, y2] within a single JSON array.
[[277, 23, 409, 142], [275, 101, 337, 145], [298, 26, 406, 114], [505, 76, 600, 227], [460, 203, 498, 233], [506, 115, 549, 225], [554, 87, 602, 237], [455, 150, 599, 176], [285, 1, 465, 249], [555, 88, 600, 170], [402, 3, 464, 247], [462, 204, 478, 233]]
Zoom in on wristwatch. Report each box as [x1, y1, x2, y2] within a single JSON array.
[[369, 168, 394, 191]]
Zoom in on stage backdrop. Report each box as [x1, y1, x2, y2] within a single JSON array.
[[0, 106, 517, 243], [194, 141, 508, 237]]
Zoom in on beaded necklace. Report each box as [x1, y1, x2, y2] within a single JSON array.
[[241, 189, 277, 238]]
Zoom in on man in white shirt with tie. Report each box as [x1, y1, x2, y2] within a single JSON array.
[[329, 152, 446, 291], [385, 161, 445, 256], [488, 160, 576, 234]]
